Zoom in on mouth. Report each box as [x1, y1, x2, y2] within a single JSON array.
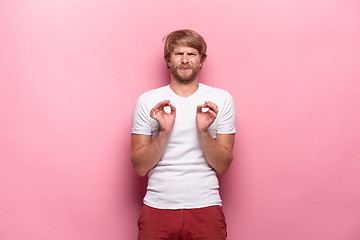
[[179, 66, 191, 71]]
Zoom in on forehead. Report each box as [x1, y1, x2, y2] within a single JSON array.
[[172, 45, 199, 53]]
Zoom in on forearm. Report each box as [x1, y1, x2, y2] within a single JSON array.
[[131, 132, 170, 177], [197, 131, 234, 174]]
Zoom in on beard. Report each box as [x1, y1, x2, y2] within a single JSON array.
[[171, 64, 200, 83]]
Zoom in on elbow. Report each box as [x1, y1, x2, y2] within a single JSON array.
[[216, 165, 230, 175], [131, 155, 148, 177], [215, 155, 233, 175], [132, 164, 148, 177], [134, 168, 147, 177]]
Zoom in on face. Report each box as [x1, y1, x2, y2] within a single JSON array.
[[168, 45, 202, 83]]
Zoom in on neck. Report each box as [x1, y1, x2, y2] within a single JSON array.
[[170, 76, 199, 98]]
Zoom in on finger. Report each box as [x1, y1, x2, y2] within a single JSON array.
[[207, 108, 218, 118], [168, 103, 176, 115], [151, 100, 171, 116], [197, 104, 207, 112], [204, 101, 218, 114], [153, 100, 171, 110], [205, 101, 218, 110], [150, 108, 157, 119], [150, 106, 159, 117]]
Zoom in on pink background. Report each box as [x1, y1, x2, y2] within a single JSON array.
[[1, 0, 360, 239]]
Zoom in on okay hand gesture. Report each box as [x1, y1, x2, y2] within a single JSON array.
[[196, 101, 218, 133], [150, 100, 176, 135]]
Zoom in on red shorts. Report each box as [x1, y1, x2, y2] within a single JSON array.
[[137, 204, 227, 240]]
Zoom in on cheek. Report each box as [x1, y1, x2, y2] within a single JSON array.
[[192, 58, 201, 65]]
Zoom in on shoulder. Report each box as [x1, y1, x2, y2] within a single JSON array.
[[200, 83, 234, 101], [136, 85, 170, 105], [139, 85, 169, 99]]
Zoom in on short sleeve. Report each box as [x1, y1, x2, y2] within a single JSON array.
[[217, 92, 236, 134], [131, 95, 152, 135]]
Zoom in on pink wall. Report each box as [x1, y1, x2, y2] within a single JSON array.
[[1, 0, 360, 239]]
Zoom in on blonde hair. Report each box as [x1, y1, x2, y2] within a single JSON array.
[[163, 29, 207, 65]]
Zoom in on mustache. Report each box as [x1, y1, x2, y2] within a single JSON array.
[[177, 64, 192, 68]]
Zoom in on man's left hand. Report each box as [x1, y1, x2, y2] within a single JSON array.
[[196, 101, 218, 133]]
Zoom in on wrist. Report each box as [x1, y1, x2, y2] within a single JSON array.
[[197, 128, 209, 137], [159, 128, 172, 138]]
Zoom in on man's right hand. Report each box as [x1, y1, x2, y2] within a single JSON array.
[[150, 100, 176, 135], [131, 100, 176, 176]]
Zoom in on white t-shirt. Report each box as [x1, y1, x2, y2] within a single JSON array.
[[131, 83, 236, 209]]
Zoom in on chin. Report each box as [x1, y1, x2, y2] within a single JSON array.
[[175, 73, 197, 83], [178, 78, 196, 84], [171, 66, 200, 83]]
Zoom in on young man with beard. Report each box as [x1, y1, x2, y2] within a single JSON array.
[[131, 29, 236, 240]]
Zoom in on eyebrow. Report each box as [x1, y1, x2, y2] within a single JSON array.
[[173, 51, 198, 54]]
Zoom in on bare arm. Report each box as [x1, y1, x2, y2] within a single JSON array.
[[196, 101, 235, 174], [131, 100, 176, 177], [197, 132, 235, 174], [131, 132, 170, 177]]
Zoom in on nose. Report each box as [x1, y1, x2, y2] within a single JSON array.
[[181, 54, 189, 64]]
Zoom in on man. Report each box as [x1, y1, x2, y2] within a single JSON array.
[[131, 29, 236, 240]]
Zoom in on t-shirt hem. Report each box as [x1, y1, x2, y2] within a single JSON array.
[[131, 130, 152, 135], [143, 200, 222, 210], [216, 130, 236, 134]]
